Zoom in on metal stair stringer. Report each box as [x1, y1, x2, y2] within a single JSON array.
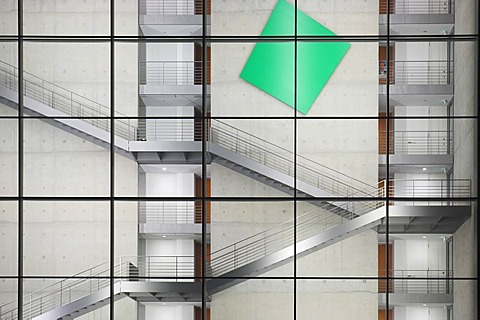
[[207, 206, 386, 295], [0, 85, 134, 160], [32, 283, 125, 320], [208, 142, 362, 219]]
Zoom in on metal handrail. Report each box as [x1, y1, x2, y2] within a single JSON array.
[[139, 201, 202, 223], [390, 179, 471, 196], [0, 60, 137, 141], [139, 61, 210, 85], [385, 60, 453, 85], [139, 0, 208, 15], [136, 120, 203, 141], [379, 0, 454, 14], [379, 130, 453, 155], [1, 173, 470, 318], [209, 204, 357, 276], [0, 256, 196, 320], [209, 178, 470, 277], [378, 269, 453, 294], [211, 119, 379, 199]]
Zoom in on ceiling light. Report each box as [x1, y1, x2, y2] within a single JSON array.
[[422, 236, 427, 239], [162, 235, 166, 238], [162, 167, 167, 171], [422, 168, 427, 171], [423, 304, 427, 307]]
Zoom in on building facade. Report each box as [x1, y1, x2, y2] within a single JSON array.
[[0, 0, 478, 319]]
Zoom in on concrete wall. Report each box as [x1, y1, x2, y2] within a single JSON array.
[[0, 1, 139, 319], [211, 0, 379, 319], [452, 0, 477, 319]]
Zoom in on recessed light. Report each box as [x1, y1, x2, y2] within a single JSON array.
[[162, 235, 166, 238], [422, 236, 427, 239], [162, 167, 167, 171], [422, 168, 427, 171], [423, 304, 427, 307]]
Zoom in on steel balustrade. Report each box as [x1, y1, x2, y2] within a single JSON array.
[[0, 256, 197, 320], [389, 179, 471, 206], [379, 0, 454, 14], [0, 60, 137, 141], [209, 203, 375, 277], [0, 174, 471, 319], [379, 130, 453, 155], [136, 120, 202, 141], [378, 270, 453, 294], [139, 0, 205, 15], [0, 58, 472, 318], [139, 201, 201, 224], [389, 60, 453, 85], [210, 119, 381, 200], [208, 179, 470, 277], [139, 61, 209, 85]]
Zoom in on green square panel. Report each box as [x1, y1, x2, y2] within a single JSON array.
[[240, 0, 350, 115]]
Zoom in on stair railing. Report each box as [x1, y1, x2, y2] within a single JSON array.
[[378, 269, 452, 294], [0, 258, 116, 320], [209, 201, 376, 277], [0, 256, 196, 320], [210, 119, 379, 200], [0, 60, 137, 141]]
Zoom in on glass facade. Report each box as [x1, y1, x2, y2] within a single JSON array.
[[0, 0, 478, 320]]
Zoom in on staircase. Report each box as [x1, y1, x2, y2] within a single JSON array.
[[208, 119, 382, 218], [0, 202, 378, 319], [0, 59, 381, 217], [1, 196, 471, 318], [0, 60, 473, 318], [0, 60, 136, 158], [0, 257, 200, 320]]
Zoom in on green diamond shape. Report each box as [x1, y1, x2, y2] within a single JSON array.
[[240, 0, 350, 114]]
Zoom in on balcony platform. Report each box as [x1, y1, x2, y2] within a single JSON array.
[[130, 141, 206, 164], [376, 205, 471, 234], [379, 14, 454, 35], [379, 293, 452, 306], [379, 84, 453, 109], [139, 223, 210, 241], [140, 15, 210, 36]]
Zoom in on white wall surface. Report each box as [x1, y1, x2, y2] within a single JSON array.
[[146, 43, 194, 62], [394, 106, 448, 131], [145, 305, 193, 320], [395, 42, 447, 61], [394, 239, 446, 271], [145, 172, 195, 197], [146, 239, 194, 256], [395, 306, 448, 320]]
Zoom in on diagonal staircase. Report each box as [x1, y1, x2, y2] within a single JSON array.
[[209, 119, 381, 218], [0, 60, 136, 158], [0, 59, 473, 318], [0, 59, 381, 218], [0, 202, 379, 320], [0, 197, 471, 319]]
